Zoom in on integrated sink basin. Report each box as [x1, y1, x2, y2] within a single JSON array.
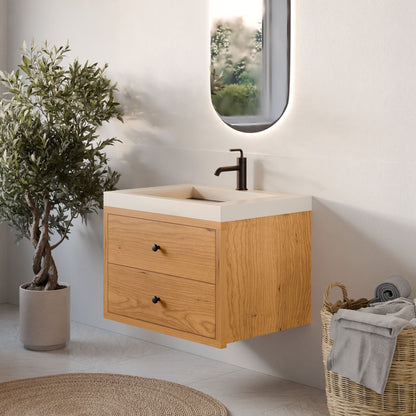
[[104, 184, 312, 222]]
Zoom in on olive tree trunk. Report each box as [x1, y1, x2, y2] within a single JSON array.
[[24, 192, 58, 290]]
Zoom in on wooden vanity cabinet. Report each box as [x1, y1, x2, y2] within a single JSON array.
[[104, 206, 311, 348]]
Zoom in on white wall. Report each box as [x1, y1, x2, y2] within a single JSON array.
[[0, 0, 8, 303], [0, 0, 6, 70], [0, 221, 8, 303], [5, 0, 416, 389]]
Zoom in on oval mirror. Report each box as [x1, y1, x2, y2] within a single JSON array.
[[210, 0, 290, 133]]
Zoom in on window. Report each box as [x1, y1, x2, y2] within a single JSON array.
[[210, 0, 290, 133]]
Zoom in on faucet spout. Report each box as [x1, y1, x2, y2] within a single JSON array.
[[214, 165, 239, 176]]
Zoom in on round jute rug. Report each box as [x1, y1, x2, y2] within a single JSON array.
[[0, 373, 228, 415]]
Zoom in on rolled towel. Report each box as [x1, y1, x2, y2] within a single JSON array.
[[370, 276, 411, 304]]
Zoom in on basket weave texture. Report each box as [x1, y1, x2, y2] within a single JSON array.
[[321, 282, 416, 416]]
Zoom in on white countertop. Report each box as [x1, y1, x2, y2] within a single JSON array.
[[104, 184, 312, 222]]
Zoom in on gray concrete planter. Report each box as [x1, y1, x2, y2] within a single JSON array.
[[19, 284, 70, 350]]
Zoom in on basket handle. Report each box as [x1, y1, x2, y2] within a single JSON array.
[[322, 282, 350, 313], [323, 282, 370, 314], [323, 282, 349, 304]]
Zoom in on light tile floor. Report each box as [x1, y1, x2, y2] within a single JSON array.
[[0, 304, 329, 415]]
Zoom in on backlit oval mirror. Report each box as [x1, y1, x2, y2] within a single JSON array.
[[210, 0, 290, 133]]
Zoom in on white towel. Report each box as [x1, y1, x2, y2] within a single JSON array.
[[327, 299, 416, 394]]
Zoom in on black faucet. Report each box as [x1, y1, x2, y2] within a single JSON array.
[[214, 148, 247, 191]]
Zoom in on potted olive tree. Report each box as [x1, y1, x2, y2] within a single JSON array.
[[0, 42, 123, 350]]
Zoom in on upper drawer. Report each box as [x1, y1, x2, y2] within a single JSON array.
[[106, 214, 216, 284]]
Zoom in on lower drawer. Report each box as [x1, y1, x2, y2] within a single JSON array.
[[107, 264, 216, 338]]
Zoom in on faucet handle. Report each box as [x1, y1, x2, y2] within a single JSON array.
[[229, 148, 244, 158]]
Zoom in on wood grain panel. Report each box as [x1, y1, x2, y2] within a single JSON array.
[[103, 310, 226, 348], [219, 212, 311, 343], [104, 207, 222, 230], [107, 214, 216, 284], [104, 206, 311, 348], [107, 263, 216, 338]]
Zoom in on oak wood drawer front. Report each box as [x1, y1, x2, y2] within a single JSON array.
[[107, 214, 216, 284], [107, 264, 216, 338]]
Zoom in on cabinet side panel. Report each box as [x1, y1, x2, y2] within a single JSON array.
[[103, 207, 109, 316], [221, 212, 311, 343]]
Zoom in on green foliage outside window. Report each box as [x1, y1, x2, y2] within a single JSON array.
[[212, 84, 259, 116], [211, 18, 262, 117]]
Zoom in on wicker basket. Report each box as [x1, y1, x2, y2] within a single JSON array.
[[321, 282, 416, 416]]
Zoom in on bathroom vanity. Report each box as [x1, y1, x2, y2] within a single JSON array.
[[103, 185, 311, 348]]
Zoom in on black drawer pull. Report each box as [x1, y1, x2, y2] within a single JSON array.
[[152, 244, 160, 252], [152, 296, 161, 304]]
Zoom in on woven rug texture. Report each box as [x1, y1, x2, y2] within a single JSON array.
[[0, 373, 228, 416]]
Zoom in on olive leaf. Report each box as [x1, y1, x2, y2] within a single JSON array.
[[0, 41, 123, 290]]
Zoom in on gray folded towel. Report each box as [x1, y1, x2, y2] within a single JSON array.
[[363, 297, 416, 321], [370, 275, 411, 304], [327, 299, 416, 394]]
